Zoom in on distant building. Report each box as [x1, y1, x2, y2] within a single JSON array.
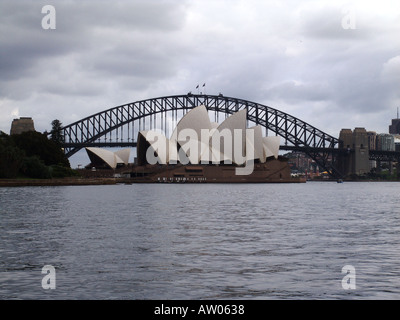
[[374, 134, 396, 174], [389, 116, 400, 134], [352, 128, 369, 175], [394, 135, 400, 152], [10, 117, 35, 135], [367, 131, 377, 150], [377, 133, 395, 151], [367, 131, 377, 169], [286, 151, 314, 173]]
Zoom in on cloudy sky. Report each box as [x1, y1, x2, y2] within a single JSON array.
[[1, 0, 399, 166]]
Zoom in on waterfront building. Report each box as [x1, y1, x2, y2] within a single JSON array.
[[376, 133, 396, 174], [367, 131, 377, 169], [394, 135, 400, 152], [286, 152, 318, 176], [352, 128, 369, 175], [136, 105, 280, 166], [377, 133, 395, 151], [367, 131, 377, 150], [132, 105, 297, 183]]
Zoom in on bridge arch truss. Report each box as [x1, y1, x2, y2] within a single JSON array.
[[59, 94, 342, 177]]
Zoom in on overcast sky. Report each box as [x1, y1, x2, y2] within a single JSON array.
[[1, 0, 399, 166]]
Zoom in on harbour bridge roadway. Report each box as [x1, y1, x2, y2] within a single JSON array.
[[54, 94, 400, 179]]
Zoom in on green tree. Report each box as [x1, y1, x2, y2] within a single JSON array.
[[0, 131, 76, 179], [22, 156, 51, 179], [50, 164, 78, 178], [11, 131, 70, 168], [0, 135, 25, 178], [50, 119, 64, 144]]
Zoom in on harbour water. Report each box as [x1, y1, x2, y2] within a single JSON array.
[[1, 181, 400, 300]]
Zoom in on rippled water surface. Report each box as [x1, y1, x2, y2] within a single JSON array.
[[1, 182, 400, 299]]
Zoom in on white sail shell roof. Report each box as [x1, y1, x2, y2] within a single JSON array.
[[137, 130, 176, 164], [210, 122, 219, 129], [169, 105, 212, 164], [114, 148, 131, 165], [246, 126, 264, 162], [86, 147, 130, 169], [170, 105, 211, 143], [208, 109, 247, 164], [263, 136, 280, 159], [134, 105, 281, 165]]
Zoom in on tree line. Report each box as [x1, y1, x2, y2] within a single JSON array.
[[0, 120, 76, 179]]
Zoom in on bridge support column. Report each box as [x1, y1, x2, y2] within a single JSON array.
[[338, 128, 369, 178]]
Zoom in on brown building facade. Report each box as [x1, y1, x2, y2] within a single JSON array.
[[10, 117, 35, 135]]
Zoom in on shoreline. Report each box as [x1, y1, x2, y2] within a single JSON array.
[[1, 177, 399, 187], [0, 177, 128, 187], [0, 177, 303, 186]]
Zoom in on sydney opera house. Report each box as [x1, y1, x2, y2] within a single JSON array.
[[85, 105, 300, 182], [132, 105, 298, 183]]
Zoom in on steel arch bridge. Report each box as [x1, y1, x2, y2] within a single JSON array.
[[57, 94, 343, 178]]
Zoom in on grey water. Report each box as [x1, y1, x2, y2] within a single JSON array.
[[1, 182, 400, 300]]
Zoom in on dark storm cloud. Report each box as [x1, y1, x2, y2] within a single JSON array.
[[0, 0, 189, 101], [0, 3, 78, 80], [1, 0, 399, 151], [0, 0, 188, 72]]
